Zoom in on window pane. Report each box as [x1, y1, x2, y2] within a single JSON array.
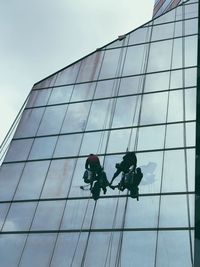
[[14, 161, 50, 200], [136, 125, 165, 151], [76, 51, 104, 83], [99, 48, 125, 79], [0, 204, 9, 228], [125, 196, 159, 228], [28, 136, 57, 160], [48, 85, 73, 105], [71, 83, 95, 101], [129, 26, 151, 45], [0, 234, 26, 267], [14, 108, 44, 138], [4, 139, 34, 162], [54, 62, 81, 86], [156, 231, 193, 267], [50, 233, 88, 267], [147, 39, 172, 72], [3, 202, 36, 231], [112, 96, 141, 127], [37, 105, 67, 135], [107, 129, 133, 154], [121, 232, 156, 267], [119, 76, 142, 95], [61, 199, 94, 230], [140, 92, 168, 124], [86, 99, 113, 130], [0, 163, 24, 201], [95, 79, 119, 99], [19, 234, 56, 267], [185, 35, 197, 67], [123, 44, 148, 76], [144, 71, 170, 92], [41, 159, 76, 198], [185, 88, 196, 120], [31, 201, 65, 230], [61, 102, 90, 133], [151, 22, 174, 41], [54, 134, 82, 157], [27, 89, 51, 108]]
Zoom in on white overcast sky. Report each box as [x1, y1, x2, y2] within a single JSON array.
[[0, 0, 154, 144]]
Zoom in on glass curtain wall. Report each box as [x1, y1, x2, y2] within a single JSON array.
[[0, 1, 198, 266]]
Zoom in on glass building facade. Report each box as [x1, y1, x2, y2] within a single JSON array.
[[0, 0, 198, 266]]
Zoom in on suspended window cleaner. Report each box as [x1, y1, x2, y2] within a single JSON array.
[[82, 154, 109, 200], [110, 151, 143, 200]]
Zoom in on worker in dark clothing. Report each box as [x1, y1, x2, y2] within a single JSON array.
[[85, 154, 102, 176], [110, 151, 137, 186], [84, 154, 109, 193]]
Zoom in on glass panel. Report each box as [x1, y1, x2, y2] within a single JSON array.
[[153, 8, 176, 25], [31, 201, 65, 230], [99, 48, 125, 79], [165, 123, 184, 148], [61, 102, 90, 133], [54, 62, 81, 86], [50, 233, 88, 267], [186, 122, 195, 147], [54, 134, 82, 157], [33, 74, 57, 89], [185, 88, 196, 120], [0, 204, 9, 228], [156, 231, 192, 267], [95, 79, 120, 99], [140, 92, 168, 125], [107, 129, 133, 154], [71, 83, 95, 101], [136, 125, 165, 151], [123, 44, 148, 76], [86, 99, 113, 130], [3, 202, 37, 231], [118, 76, 142, 95], [151, 22, 174, 41], [19, 234, 56, 267], [185, 3, 198, 19], [28, 136, 57, 160], [0, 163, 24, 201], [41, 159, 76, 198], [129, 26, 151, 45], [185, 68, 197, 87], [168, 90, 183, 122], [121, 232, 156, 267], [185, 18, 198, 35], [170, 70, 183, 89], [0, 234, 26, 267], [61, 199, 94, 230], [48, 85, 73, 105], [138, 151, 163, 194], [185, 35, 197, 67], [79, 131, 108, 155], [76, 51, 104, 82], [162, 150, 186, 192], [187, 148, 195, 191], [112, 96, 141, 127], [144, 71, 170, 92], [84, 232, 119, 267], [159, 195, 189, 227], [4, 139, 34, 162], [125, 196, 159, 228], [26, 89, 51, 108], [14, 161, 50, 200], [92, 198, 126, 229], [14, 108, 44, 138], [37, 105, 67, 135], [147, 39, 173, 72]]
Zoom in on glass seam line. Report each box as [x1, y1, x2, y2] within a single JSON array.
[[0, 191, 195, 204], [0, 227, 195, 235]]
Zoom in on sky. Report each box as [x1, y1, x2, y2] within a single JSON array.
[[0, 0, 154, 145]]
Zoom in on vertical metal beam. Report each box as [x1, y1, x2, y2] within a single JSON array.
[[194, 1, 200, 266]]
